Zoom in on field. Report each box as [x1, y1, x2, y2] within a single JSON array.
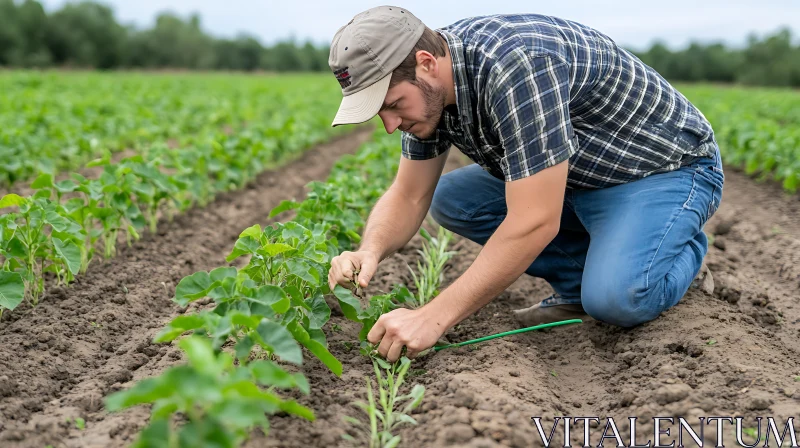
[[0, 74, 799, 448]]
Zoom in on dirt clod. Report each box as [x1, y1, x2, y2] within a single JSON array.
[[653, 384, 692, 405], [443, 423, 477, 444]]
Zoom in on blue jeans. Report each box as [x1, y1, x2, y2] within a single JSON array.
[[430, 149, 724, 327]]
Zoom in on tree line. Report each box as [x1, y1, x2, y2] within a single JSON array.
[[1, 0, 799, 86], [0, 0, 330, 71], [632, 28, 800, 88]]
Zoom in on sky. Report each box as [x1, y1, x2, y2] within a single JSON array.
[[39, 0, 800, 51]]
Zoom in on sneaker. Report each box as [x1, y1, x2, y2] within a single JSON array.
[[512, 294, 588, 328], [690, 262, 715, 295]]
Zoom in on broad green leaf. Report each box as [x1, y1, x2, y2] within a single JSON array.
[[150, 402, 179, 421], [288, 322, 342, 376], [248, 285, 289, 314], [284, 285, 309, 310], [104, 374, 174, 410], [52, 238, 81, 275], [307, 293, 330, 330], [234, 335, 255, 361], [249, 360, 307, 391], [286, 259, 317, 285], [308, 328, 327, 348], [279, 400, 315, 421], [208, 277, 236, 302], [174, 271, 213, 306], [154, 314, 206, 342], [239, 224, 261, 239], [281, 222, 307, 241], [333, 285, 362, 321], [256, 320, 303, 365], [54, 180, 79, 193], [261, 243, 294, 257], [213, 400, 270, 429], [0, 194, 26, 209], [6, 237, 27, 258], [268, 200, 299, 218], [179, 337, 224, 377], [44, 209, 71, 232], [31, 173, 54, 189], [225, 236, 260, 262], [210, 266, 237, 282], [0, 271, 25, 311]]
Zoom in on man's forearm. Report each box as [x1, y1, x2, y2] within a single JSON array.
[[424, 216, 559, 329], [359, 185, 430, 261]]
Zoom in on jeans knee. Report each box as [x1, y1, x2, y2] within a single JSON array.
[[581, 283, 661, 328]]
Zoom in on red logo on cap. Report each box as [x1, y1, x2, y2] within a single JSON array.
[[333, 67, 351, 88]]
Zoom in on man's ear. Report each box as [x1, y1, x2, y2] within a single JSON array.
[[415, 50, 439, 78]]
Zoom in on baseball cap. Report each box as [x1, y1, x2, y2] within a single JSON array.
[[329, 6, 425, 127]]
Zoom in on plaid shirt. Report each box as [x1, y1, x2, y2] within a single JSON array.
[[401, 14, 717, 188]]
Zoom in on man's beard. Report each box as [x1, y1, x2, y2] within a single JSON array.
[[413, 77, 446, 139]]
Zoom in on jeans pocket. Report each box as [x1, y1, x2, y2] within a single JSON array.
[[699, 166, 724, 222]]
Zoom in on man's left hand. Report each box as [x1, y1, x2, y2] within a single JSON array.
[[367, 307, 447, 362]]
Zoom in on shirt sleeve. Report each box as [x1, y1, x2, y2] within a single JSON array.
[[486, 48, 578, 182], [401, 130, 451, 160]]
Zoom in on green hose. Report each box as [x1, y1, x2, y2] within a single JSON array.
[[432, 318, 584, 352]]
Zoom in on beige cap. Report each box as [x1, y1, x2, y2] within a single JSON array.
[[329, 6, 425, 126]]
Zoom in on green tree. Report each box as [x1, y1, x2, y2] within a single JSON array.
[[46, 1, 126, 68]]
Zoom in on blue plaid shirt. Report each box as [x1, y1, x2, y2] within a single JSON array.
[[401, 14, 718, 188]]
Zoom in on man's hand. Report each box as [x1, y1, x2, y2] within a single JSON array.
[[328, 250, 379, 290], [367, 307, 447, 362]]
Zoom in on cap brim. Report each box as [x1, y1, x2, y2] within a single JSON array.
[[331, 74, 391, 127]]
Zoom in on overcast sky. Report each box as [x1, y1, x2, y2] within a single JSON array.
[[39, 0, 800, 50]]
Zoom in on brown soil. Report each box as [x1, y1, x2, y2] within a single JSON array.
[[2, 145, 799, 448]]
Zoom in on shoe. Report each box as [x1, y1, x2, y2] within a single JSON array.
[[690, 262, 715, 295], [512, 294, 588, 328]]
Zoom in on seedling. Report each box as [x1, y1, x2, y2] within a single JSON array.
[[407, 226, 455, 307], [794, 376, 800, 382], [342, 355, 425, 448], [707, 339, 717, 345]]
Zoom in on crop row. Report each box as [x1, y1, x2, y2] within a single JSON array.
[[0, 80, 346, 317], [105, 130, 444, 447], [0, 72, 341, 187], [680, 84, 800, 192]]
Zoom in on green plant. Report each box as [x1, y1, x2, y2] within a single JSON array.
[[407, 225, 455, 307], [0, 194, 84, 308], [343, 355, 425, 448], [106, 336, 311, 447]]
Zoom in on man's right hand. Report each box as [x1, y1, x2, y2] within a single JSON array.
[[328, 250, 380, 291]]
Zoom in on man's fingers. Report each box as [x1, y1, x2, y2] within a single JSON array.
[[386, 340, 404, 363], [367, 317, 387, 345], [357, 255, 376, 288]]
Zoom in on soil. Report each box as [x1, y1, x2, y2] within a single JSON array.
[[1, 143, 799, 448]]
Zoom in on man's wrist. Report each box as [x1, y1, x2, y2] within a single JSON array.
[[358, 243, 385, 262], [423, 290, 461, 332]]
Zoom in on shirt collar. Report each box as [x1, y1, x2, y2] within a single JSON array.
[[436, 29, 473, 126]]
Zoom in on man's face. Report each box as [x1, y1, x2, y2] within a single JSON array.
[[377, 77, 446, 140]]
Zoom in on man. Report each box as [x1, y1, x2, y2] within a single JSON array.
[[326, 6, 724, 362]]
